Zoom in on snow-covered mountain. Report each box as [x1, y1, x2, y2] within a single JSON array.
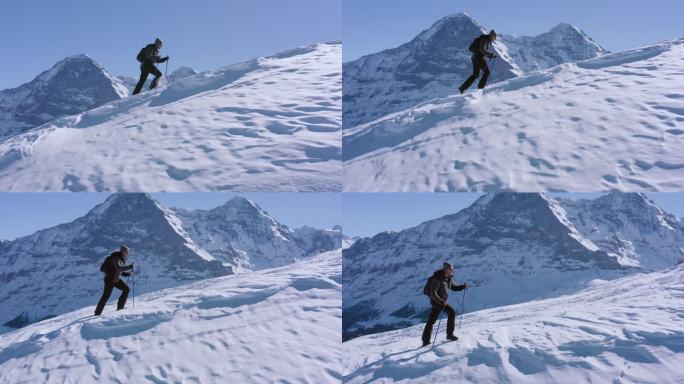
[[0, 42, 342, 192], [173, 197, 342, 272], [0, 250, 341, 384], [501, 23, 607, 72], [342, 192, 684, 340], [344, 38, 684, 191], [0, 193, 341, 329], [167, 66, 199, 83], [0, 55, 128, 139], [343, 13, 605, 129], [343, 263, 684, 383], [0, 193, 228, 328]]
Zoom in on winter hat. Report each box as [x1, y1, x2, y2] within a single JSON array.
[[489, 30, 497, 37], [120, 245, 129, 253], [155, 38, 163, 46], [443, 261, 453, 270]]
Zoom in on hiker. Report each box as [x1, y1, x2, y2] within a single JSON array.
[[94, 245, 134, 315], [459, 30, 498, 94], [132, 38, 169, 95], [422, 261, 467, 346]]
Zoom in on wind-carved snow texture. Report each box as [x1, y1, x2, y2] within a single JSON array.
[[343, 38, 684, 192], [342, 192, 684, 340], [0, 193, 341, 329], [342, 13, 606, 129], [342, 264, 684, 383], [0, 251, 342, 384], [0, 42, 342, 192]]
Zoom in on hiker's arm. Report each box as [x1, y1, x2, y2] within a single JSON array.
[[123, 263, 134, 271], [430, 280, 446, 305], [479, 40, 495, 58], [111, 257, 123, 273], [145, 47, 159, 63], [451, 283, 467, 292]]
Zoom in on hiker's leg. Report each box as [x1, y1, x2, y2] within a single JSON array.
[[95, 281, 114, 315], [133, 67, 150, 95], [149, 66, 162, 90], [445, 304, 456, 336], [421, 303, 443, 343], [460, 56, 481, 91], [478, 58, 491, 89], [115, 280, 130, 310]]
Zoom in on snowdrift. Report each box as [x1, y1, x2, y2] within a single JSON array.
[[0, 250, 341, 384]]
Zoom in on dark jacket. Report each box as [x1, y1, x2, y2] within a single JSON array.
[[141, 44, 163, 66], [472, 35, 495, 59], [105, 252, 133, 283], [429, 269, 466, 306]]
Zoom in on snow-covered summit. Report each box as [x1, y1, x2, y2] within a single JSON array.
[[502, 23, 607, 72], [167, 66, 198, 82], [0, 193, 228, 328], [343, 14, 604, 129], [0, 42, 342, 191], [0, 54, 127, 139]]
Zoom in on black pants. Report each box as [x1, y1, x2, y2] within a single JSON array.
[[94, 279, 129, 315], [422, 301, 456, 344], [132, 63, 162, 95], [459, 55, 490, 91]]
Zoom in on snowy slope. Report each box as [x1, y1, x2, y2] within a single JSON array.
[[343, 38, 684, 192], [342, 193, 684, 340], [0, 55, 127, 139], [0, 42, 342, 192], [343, 13, 605, 129], [343, 264, 684, 384], [0, 250, 341, 384]]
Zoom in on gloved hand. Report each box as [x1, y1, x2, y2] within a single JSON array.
[[489, 54, 497, 59], [159, 56, 169, 63]]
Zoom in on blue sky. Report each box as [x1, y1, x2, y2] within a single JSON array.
[[343, 0, 683, 61], [0, 0, 341, 89], [343, 193, 684, 238], [0, 193, 341, 240]]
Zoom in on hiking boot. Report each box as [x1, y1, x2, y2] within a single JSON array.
[[422, 340, 431, 347], [458, 87, 465, 95], [446, 334, 458, 341]]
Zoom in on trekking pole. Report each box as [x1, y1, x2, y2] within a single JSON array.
[[432, 278, 452, 347], [432, 311, 443, 347], [165, 59, 168, 77], [132, 266, 135, 308], [458, 287, 467, 328]]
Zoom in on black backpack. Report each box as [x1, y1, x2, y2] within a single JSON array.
[[423, 275, 434, 297], [469, 35, 484, 53], [100, 254, 114, 274], [136, 46, 147, 63]]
